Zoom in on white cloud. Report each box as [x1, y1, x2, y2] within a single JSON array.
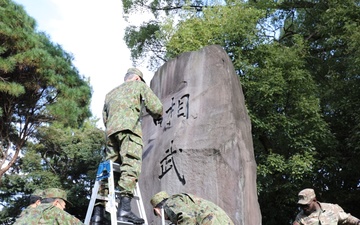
[[14, 0, 155, 128]]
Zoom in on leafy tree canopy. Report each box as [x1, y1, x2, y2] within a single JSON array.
[[0, 0, 93, 182], [0, 119, 105, 223]]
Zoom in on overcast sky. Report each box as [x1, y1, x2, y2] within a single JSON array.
[[13, 0, 153, 128]]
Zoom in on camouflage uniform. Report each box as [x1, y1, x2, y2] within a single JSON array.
[[18, 189, 45, 218], [14, 188, 84, 225], [294, 188, 360, 225], [295, 202, 360, 225], [14, 203, 84, 225], [151, 191, 234, 225], [30, 189, 45, 201], [18, 205, 34, 219], [102, 71, 163, 196]]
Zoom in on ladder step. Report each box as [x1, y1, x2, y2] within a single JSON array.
[[117, 221, 135, 225], [95, 196, 110, 201], [94, 195, 139, 202]]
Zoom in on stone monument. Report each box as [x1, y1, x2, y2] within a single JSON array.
[[140, 45, 261, 225]]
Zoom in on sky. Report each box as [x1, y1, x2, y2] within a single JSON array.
[[13, 0, 154, 128]]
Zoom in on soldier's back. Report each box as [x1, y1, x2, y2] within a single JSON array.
[[13, 204, 44, 225], [166, 193, 234, 225], [191, 194, 234, 225], [15, 203, 84, 225], [39, 204, 84, 225]]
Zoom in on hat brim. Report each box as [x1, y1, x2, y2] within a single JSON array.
[[297, 199, 311, 205], [62, 198, 73, 206]]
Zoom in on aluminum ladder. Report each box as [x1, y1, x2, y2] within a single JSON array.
[[84, 160, 148, 225]]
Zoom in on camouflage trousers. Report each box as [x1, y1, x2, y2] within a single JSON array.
[[106, 131, 143, 197]]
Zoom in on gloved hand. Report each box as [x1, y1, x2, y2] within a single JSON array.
[[153, 116, 163, 126], [176, 212, 183, 223]]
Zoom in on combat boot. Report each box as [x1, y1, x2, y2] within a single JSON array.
[[91, 205, 106, 225], [117, 196, 145, 224]]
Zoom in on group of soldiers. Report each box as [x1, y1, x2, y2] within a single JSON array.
[[14, 68, 360, 224], [14, 188, 83, 224], [14, 187, 234, 224], [14, 187, 360, 224]]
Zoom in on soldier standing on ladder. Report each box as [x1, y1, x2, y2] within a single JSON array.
[[92, 68, 163, 224]]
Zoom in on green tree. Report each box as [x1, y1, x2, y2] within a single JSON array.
[[0, 119, 105, 223], [0, 0, 92, 183], [123, 0, 220, 69], [255, 0, 360, 222]]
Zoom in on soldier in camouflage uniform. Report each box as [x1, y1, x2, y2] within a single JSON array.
[[293, 188, 360, 225], [150, 191, 234, 225], [99, 68, 163, 224], [28, 189, 45, 208], [16, 189, 45, 218], [14, 188, 84, 225]]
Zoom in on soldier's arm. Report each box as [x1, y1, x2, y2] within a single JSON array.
[[333, 204, 360, 225], [102, 103, 107, 126], [60, 216, 84, 225], [293, 213, 303, 225], [56, 210, 84, 225], [165, 197, 197, 225], [142, 85, 163, 119], [339, 212, 360, 225]]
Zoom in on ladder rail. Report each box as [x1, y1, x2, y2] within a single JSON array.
[[134, 183, 148, 225], [84, 160, 148, 225], [84, 181, 100, 224], [161, 207, 166, 225], [108, 161, 118, 225]]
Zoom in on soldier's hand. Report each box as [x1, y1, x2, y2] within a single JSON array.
[[153, 116, 163, 126], [176, 212, 183, 223], [153, 118, 158, 126]]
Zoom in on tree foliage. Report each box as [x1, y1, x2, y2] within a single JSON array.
[[122, 0, 360, 224], [0, 0, 92, 182], [0, 1, 106, 223], [0, 120, 105, 223]]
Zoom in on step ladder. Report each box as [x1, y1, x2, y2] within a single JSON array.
[[84, 160, 148, 225]]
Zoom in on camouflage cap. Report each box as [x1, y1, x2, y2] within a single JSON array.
[[31, 189, 45, 198], [297, 188, 316, 205], [127, 68, 145, 83], [150, 191, 169, 207], [44, 188, 71, 204]]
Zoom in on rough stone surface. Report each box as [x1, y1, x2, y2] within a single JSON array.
[[140, 45, 262, 225]]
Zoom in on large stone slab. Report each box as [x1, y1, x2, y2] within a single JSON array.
[[140, 45, 261, 225]]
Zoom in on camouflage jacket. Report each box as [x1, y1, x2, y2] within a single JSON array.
[[103, 80, 163, 137], [163, 193, 234, 225], [295, 202, 360, 225], [17, 205, 34, 218], [14, 203, 84, 225]]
